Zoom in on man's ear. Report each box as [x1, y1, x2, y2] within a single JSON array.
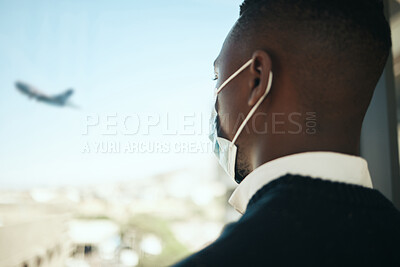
[[248, 50, 272, 106]]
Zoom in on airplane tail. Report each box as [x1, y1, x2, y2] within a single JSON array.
[[54, 89, 74, 104]]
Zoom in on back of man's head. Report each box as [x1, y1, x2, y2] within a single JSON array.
[[232, 0, 392, 123]]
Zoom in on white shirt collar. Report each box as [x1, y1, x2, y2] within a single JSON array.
[[228, 151, 373, 214]]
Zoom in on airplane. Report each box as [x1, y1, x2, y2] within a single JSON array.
[[15, 81, 77, 108]]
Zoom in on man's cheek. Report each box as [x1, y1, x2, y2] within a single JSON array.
[[217, 112, 232, 139]]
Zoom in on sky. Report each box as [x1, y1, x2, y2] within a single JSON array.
[[0, 0, 243, 188]]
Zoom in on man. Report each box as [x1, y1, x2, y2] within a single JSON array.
[[173, 0, 400, 266]]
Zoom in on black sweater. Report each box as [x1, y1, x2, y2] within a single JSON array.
[[172, 174, 400, 267]]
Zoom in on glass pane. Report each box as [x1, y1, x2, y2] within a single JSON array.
[[390, 1, 400, 148]]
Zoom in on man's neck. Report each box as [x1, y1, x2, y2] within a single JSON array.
[[251, 134, 360, 172]]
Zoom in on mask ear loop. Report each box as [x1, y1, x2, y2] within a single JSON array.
[[231, 71, 273, 145], [216, 59, 253, 95]]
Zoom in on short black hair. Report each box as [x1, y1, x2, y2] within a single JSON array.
[[232, 0, 392, 119], [238, 0, 391, 51]]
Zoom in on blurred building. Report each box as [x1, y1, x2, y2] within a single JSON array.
[[0, 165, 236, 266], [0, 204, 71, 267]]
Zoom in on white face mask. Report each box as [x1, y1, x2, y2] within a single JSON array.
[[209, 58, 273, 183]]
